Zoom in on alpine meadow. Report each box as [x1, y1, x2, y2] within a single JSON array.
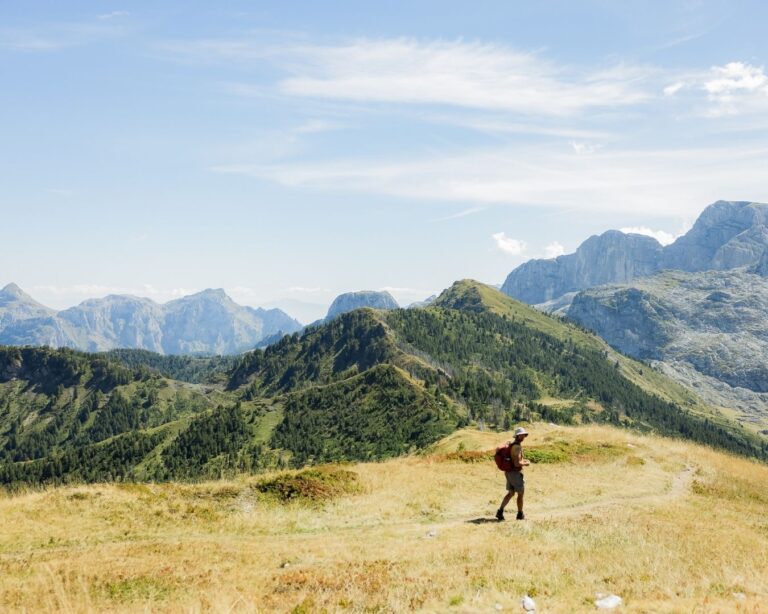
[[3, 1, 768, 612]]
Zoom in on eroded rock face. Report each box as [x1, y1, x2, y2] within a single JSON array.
[[568, 287, 673, 359], [502, 201, 768, 304], [325, 291, 399, 320], [502, 231, 663, 304], [751, 249, 768, 277], [567, 269, 768, 394], [664, 201, 768, 271]]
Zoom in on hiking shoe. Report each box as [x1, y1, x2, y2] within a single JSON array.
[[516, 511, 525, 520], [495, 508, 505, 521]]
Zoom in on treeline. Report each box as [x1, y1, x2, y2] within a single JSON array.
[[228, 310, 397, 393], [0, 431, 164, 486], [0, 345, 144, 394], [0, 403, 270, 486], [102, 349, 239, 384], [160, 404, 262, 479], [272, 364, 459, 465]]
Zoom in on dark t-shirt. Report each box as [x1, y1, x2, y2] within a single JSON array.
[[510, 442, 524, 471]]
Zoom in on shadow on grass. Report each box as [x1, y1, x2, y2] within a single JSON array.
[[466, 517, 502, 525]]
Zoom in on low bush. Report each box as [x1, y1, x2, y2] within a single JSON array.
[[255, 466, 361, 502]]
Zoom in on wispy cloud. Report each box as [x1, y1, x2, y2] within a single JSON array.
[[435, 206, 487, 221], [570, 141, 601, 155], [214, 143, 768, 217], [277, 39, 653, 117], [32, 284, 199, 304], [0, 21, 127, 52], [162, 36, 654, 117], [663, 81, 686, 96], [98, 11, 130, 21], [286, 286, 331, 294]]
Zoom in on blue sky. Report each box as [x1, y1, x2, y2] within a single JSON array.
[[2, 1, 768, 322]]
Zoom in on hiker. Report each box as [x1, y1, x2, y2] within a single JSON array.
[[496, 427, 530, 521]]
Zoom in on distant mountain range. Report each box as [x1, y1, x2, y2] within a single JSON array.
[[501, 200, 768, 432], [0, 285, 302, 355]]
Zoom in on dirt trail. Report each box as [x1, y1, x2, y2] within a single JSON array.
[[536, 464, 694, 521], [412, 465, 696, 534]]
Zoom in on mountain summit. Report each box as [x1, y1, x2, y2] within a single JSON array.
[[502, 200, 768, 305], [325, 290, 399, 320], [0, 282, 56, 329]]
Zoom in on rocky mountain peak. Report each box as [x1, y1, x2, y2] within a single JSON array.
[[326, 291, 399, 320], [187, 288, 230, 302], [663, 201, 768, 271], [0, 283, 53, 312], [502, 200, 768, 306], [1, 283, 25, 298]]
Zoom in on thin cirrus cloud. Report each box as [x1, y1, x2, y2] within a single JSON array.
[[214, 144, 768, 217], [163, 36, 655, 117], [0, 21, 127, 51], [276, 39, 654, 117]]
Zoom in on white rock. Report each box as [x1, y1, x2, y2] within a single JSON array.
[[733, 592, 747, 601], [494, 604, 503, 611], [426, 530, 438, 538], [595, 594, 622, 609], [521, 595, 536, 611]]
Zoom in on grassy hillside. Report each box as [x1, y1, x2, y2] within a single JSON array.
[[436, 280, 726, 420], [1, 424, 766, 612]]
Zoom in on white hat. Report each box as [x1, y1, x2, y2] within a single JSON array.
[[514, 427, 529, 437]]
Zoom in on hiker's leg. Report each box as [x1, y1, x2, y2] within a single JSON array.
[[499, 491, 513, 511], [516, 491, 524, 512]]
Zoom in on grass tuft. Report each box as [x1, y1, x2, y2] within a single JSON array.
[[255, 465, 362, 502]]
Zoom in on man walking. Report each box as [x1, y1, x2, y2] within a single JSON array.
[[496, 427, 530, 521]]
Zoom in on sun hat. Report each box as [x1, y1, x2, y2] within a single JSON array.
[[514, 427, 528, 437]]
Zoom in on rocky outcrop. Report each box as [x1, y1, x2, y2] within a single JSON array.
[[0, 285, 302, 355], [502, 230, 663, 304], [503, 201, 768, 305], [751, 249, 768, 277], [567, 269, 768, 416], [663, 201, 768, 271], [325, 291, 399, 320]]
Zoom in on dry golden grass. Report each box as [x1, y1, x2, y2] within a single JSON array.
[[1, 424, 767, 613]]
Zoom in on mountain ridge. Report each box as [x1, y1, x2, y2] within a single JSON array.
[[502, 200, 768, 304], [0, 284, 302, 355]]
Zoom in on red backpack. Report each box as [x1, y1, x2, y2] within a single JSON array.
[[494, 443, 515, 472]]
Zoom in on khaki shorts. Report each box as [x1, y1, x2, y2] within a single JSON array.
[[505, 471, 524, 493]]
